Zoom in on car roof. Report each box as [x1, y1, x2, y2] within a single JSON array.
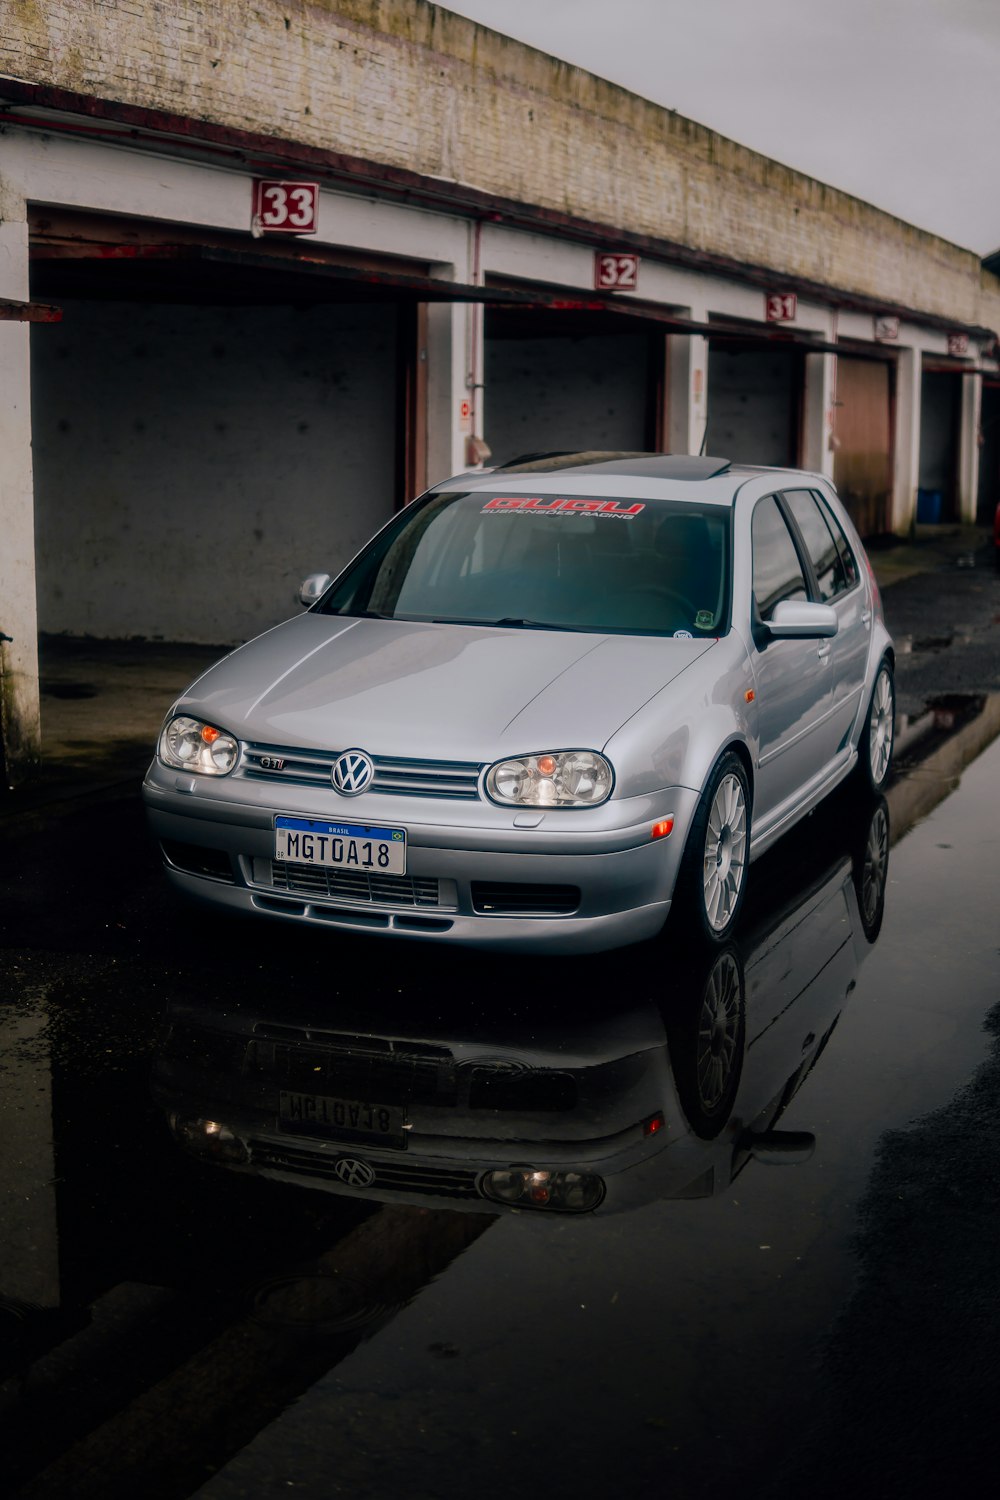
[[433, 452, 831, 505]]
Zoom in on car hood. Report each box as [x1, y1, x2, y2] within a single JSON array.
[[180, 614, 715, 760]]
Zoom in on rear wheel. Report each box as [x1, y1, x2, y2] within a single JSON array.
[[680, 752, 750, 945], [860, 660, 895, 792]]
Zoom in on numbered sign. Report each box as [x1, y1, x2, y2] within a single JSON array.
[[765, 292, 797, 323], [947, 332, 969, 357], [252, 180, 319, 235], [594, 253, 640, 291]]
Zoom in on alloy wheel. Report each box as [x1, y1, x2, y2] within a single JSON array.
[[702, 772, 748, 933]]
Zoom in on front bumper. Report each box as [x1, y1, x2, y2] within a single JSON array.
[[142, 761, 700, 954]]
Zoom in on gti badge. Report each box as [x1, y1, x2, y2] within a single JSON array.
[[331, 749, 374, 796], [259, 755, 285, 771]]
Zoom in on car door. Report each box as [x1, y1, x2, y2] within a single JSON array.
[[749, 494, 831, 831], [781, 489, 869, 762]]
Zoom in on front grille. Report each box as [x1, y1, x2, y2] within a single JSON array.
[[247, 1139, 482, 1200], [471, 882, 581, 916], [253, 859, 442, 908], [241, 744, 484, 800]]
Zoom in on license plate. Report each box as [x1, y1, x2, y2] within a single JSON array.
[[279, 1090, 406, 1148], [274, 816, 406, 875]]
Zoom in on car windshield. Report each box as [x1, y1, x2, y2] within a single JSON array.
[[319, 491, 732, 636]]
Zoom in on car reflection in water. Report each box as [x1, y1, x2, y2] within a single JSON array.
[[153, 786, 889, 1216]]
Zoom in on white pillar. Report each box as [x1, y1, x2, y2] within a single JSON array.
[[892, 346, 922, 536], [958, 372, 982, 523], [802, 352, 836, 479], [667, 329, 709, 455], [425, 299, 485, 485], [0, 198, 41, 784]]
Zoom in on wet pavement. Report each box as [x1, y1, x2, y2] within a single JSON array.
[[3, 528, 1000, 1498], [2, 724, 1000, 1496]]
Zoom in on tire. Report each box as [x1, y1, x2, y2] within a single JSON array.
[[860, 659, 895, 792], [680, 751, 751, 945]]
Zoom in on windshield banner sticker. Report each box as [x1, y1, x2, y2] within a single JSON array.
[[482, 497, 646, 519]]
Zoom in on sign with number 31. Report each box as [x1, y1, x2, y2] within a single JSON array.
[[252, 180, 319, 235]]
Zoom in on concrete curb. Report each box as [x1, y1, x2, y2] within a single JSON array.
[[886, 693, 1000, 843]]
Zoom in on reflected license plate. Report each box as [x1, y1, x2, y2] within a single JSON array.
[[279, 1090, 407, 1148], [274, 816, 406, 875]]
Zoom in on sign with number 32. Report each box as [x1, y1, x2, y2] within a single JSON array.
[[252, 180, 319, 235]]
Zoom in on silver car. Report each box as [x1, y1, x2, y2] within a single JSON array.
[[142, 453, 894, 952]]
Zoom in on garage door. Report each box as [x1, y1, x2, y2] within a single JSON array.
[[833, 356, 893, 537], [705, 343, 802, 467]]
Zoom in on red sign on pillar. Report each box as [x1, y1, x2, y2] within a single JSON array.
[[765, 292, 797, 323], [594, 253, 640, 290], [252, 180, 319, 234]]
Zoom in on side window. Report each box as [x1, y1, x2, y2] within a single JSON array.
[[783, 489, 849, 602], [815, 493, 860, 591], [751, 495, 807, 621]]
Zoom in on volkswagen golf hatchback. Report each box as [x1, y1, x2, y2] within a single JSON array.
[[143, 453, 894, 952]]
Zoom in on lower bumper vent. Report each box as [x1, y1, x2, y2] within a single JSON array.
[[254, 859, 441, 908], [471, 882, 581, 916]]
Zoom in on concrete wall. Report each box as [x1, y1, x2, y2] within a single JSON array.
[[2, 0, 992, 329], [31, 299, 398, 643], [484, 334, 649, 463]]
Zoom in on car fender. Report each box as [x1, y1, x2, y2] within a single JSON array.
[[603, 634, 757, 800]]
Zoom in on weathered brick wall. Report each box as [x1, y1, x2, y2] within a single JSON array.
[[0, 0, 989, 327]]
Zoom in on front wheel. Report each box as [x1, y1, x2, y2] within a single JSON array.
[[860, 659, 895, 792], [679, 752, 751, 945]]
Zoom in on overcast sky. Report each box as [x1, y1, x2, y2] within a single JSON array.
[[442, 0, 1000, 256]]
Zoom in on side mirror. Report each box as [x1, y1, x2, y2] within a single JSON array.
[[766, 600, 838, 639], [298, 573, 332, 608]]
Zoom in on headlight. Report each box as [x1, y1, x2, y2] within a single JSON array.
[[482, 1168, 605, 1212], [158, 715, 239, 775], [485, 750, 613, 808]]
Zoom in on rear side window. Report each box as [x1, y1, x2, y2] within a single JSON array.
[[815, 494, 860, 591], [782, 489, 851, 602], [752, 496, 807, 620]]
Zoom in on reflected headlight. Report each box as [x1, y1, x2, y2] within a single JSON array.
[[482, 1168, 605, 1212], [485, 750, 613, 808], [159, 715, 239, 775], [167, 1114, 249, 1163]]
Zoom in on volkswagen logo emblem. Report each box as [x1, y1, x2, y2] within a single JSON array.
[[331, 749, 374, 796], [333, 1157, 376, 1188]]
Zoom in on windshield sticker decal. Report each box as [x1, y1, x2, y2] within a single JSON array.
[[695, 610, 716, 629], [673, 629, 693, 639], [481, 497, 646, 519]]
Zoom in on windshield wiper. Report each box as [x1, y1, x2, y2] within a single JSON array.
[[428, 616, 578, 630], [492, 617, 577, 631]]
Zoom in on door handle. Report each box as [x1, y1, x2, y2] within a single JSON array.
[[817, 644, 831, 661], [861, 610, 871, 626]]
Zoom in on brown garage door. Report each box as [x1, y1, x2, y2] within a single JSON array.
[[833, 356, 893, 537]]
